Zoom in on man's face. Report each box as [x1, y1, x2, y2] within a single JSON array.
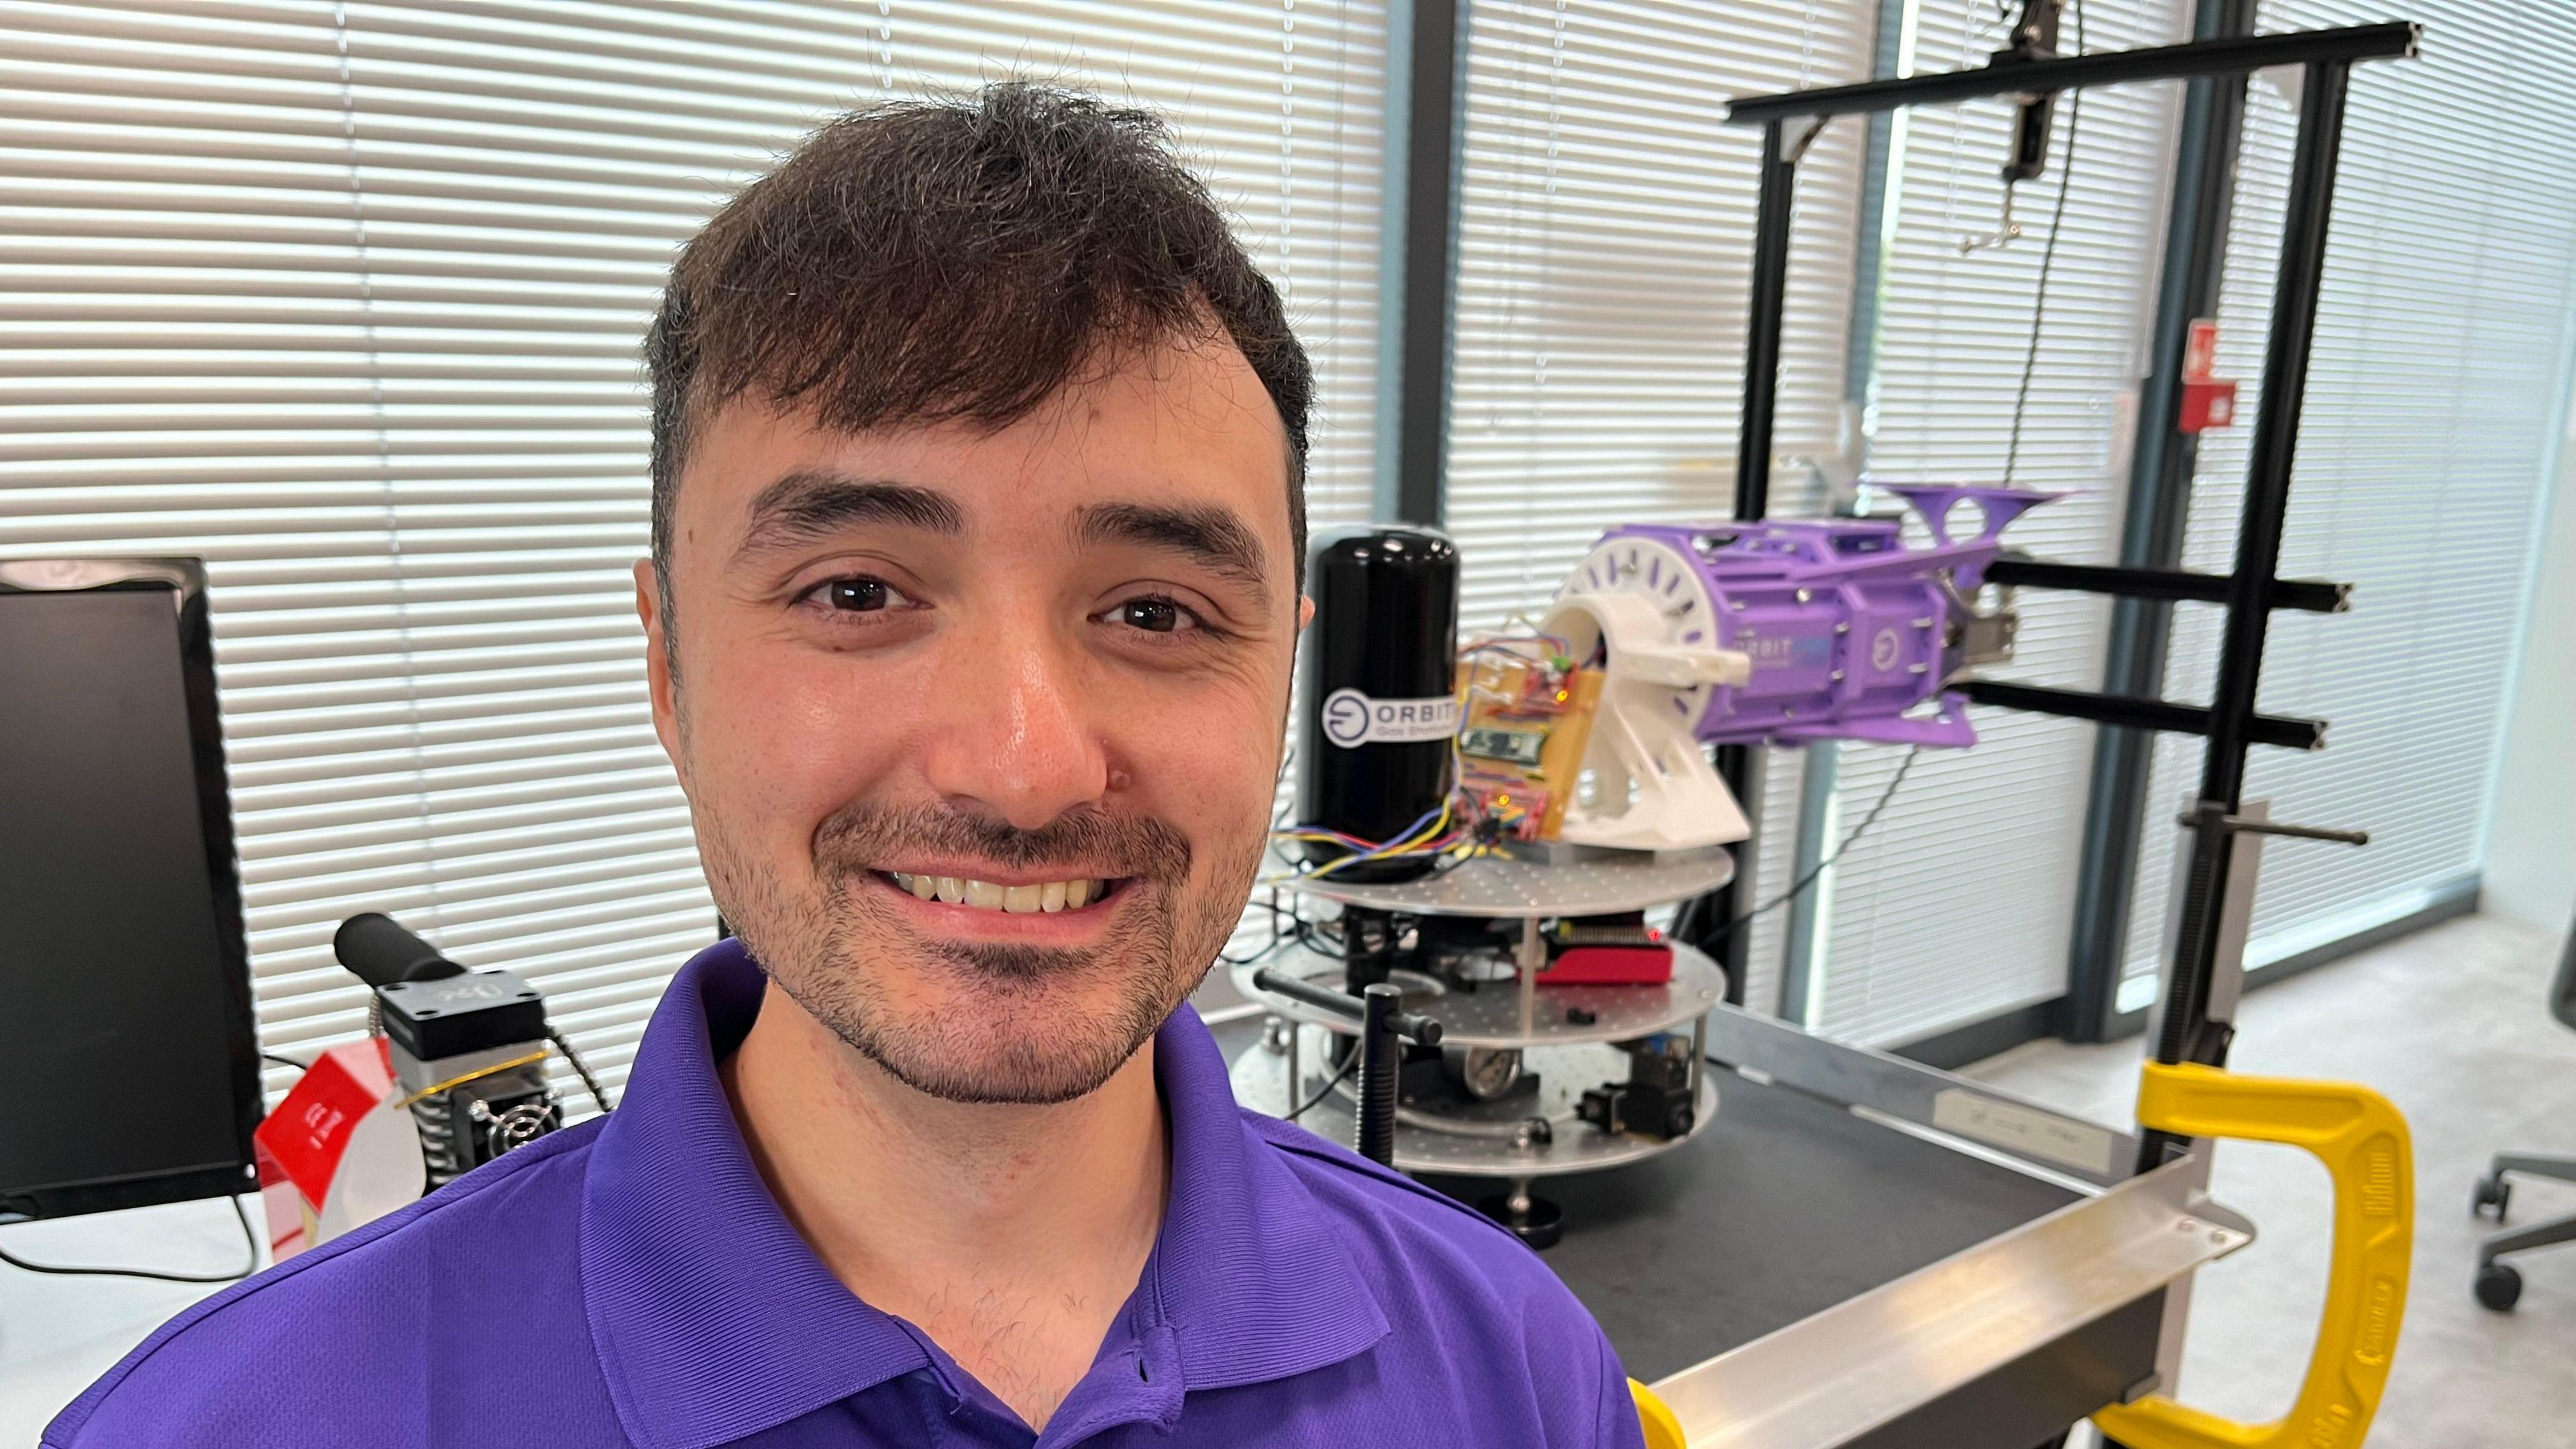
[[638, 334, 1303, 1104]]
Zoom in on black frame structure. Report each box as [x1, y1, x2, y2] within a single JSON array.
[[1711, 22, 2418, 1156], [1380, 0, 1470, 529], [0, 557, 263, 1220]]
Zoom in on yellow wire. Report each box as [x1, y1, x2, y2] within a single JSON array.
[[1263, 712, 1484, 885]]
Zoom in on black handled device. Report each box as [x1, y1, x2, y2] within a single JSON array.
[[332, 911, 574, 1187], [333, 911, 466, 988]]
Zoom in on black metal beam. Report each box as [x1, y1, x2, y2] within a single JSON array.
[[1734, 121, 1797, 525], [1700, 117, 1805, 1002], [1983, 558, 2347, 614], [1725, 22, 2416, 125], [2060, 0, 2259, 1049], [2148, 60, 2359, 1106], [1384, 0, 1468, 526], [1782, 0, 1910, 1023], [1961, 680, 2324, 752]]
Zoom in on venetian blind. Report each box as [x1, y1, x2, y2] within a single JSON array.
[[2118, 1, 2576, 997], [1434, 1, 1874, 1012], [0, 0, 1385, 1108], [1441, 0, 1876, 631], [1796, 0, 2188, 1047]]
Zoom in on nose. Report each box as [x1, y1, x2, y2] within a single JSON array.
[[917, 619, 1110, 831]]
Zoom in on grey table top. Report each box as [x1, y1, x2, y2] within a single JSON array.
[[1422, 1067, 2084, 1385]]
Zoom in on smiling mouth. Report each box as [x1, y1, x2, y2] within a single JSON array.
[[881, 871, 1126, 914]]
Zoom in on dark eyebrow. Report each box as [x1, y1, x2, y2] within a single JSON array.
[[1072, 501, 1270, 592], [733, 471, 964, 561]]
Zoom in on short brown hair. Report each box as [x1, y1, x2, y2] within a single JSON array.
[[644, 82, 1311, 630]]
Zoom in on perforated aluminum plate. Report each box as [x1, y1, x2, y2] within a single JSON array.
[[1230, 942, 1725, 1049], [1277, 845, 1735, 917], [1229, 1030, 1718, 1177]]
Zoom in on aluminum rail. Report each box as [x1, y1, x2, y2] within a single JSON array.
[[1648, 1156, 2251, 1448]]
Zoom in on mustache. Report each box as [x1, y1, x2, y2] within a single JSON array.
[[813, 800, 1193, 881]]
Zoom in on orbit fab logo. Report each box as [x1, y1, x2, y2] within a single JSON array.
[[1870, 627, 1903, 673], [1320, 688, 1458, 749], [1322, 688, 1373, 748]]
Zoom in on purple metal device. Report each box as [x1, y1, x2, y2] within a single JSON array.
[[1552, 484, 2058, 751]]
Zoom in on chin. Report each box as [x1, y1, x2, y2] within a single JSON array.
[[771, 930, 1194, 1106], [840, 975, 1177, 1106]]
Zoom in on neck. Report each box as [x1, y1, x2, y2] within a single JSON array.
[[722, 981, 1170, 1418]]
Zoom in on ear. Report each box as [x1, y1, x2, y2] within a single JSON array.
[[635, 558, 686, 784], [1297, 593, 1316, 633]]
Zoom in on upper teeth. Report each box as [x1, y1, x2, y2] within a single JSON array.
[[890, 873, 1102, 913]]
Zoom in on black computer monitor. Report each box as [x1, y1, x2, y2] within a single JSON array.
[[0, 558, 262, 1220]]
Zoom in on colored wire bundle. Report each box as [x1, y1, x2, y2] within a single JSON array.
[[1268, 621, 1572, 883], [1271, 779, 1482, 882]]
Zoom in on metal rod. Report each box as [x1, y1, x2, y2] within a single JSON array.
[[1735, 121, 1796, 524], [1697, 123, 1801, 994], [1725, 21, 2414, 125], [1356, 983, 1402, 1165], [2065, 0, 2264, 1052], [1383, 0, 1468, 526], [2175, 811, 2369, 847], [1960, 679, 2323, 751], [1515, 916, 1543, 1037], [1285, 1014, 1301, 1115], [1252, 966, 1443, 1045], [2197, 60, 2351, 809], [1982, 558, 2346, 613], [2145, 60, 2357, 1167], [1711, 743, 1758, 1002]]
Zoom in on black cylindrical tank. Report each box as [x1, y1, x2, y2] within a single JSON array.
[[1296, 526, 1460, 882]]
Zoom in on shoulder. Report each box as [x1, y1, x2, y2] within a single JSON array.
[[1240, 1108, 1593, 1337], [44, 1120, 610, 1449], [1238, 1110, 1646, 1448]]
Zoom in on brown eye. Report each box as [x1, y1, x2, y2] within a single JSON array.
[[824, 578, 890, 611], [1118, 598, 1183, 633]]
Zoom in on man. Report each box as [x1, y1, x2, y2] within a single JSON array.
[[50, 85, 1647, 1448]]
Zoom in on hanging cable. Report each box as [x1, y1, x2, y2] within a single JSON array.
[[546, 1027, 614, 1116], [2003, 0, 2086, 486], [1699, 747, 1923, 947]]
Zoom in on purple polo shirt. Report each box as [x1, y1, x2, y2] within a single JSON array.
[[48, 939, 1646, 1448]]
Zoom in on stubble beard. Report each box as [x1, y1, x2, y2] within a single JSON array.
[[698, 794, 1262, 1106]]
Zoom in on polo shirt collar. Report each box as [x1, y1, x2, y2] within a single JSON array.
[[581, 939, 1388, 1448], [1138, 992, 1392, 1395]]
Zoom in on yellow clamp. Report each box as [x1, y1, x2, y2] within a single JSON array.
[[1631, 1378, 1686, 1449], [2092, 1062, 2412, 1449]]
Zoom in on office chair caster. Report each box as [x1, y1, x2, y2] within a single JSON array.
[[2474, 1261, 2523, 1311], [2472, 1170, 2512, 1220]]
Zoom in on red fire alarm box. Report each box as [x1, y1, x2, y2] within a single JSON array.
[[2179, 317, 2238, 434], [2180, 378, 2239, 432]]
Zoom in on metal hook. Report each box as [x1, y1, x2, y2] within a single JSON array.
[[1960, 179, 2025, 254]]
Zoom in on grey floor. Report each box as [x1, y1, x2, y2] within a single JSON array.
[[1967, 912, 2576, 1449], [4, 913, 2570, 1446]]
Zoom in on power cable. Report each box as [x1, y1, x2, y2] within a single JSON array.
[[1699, 747, 1923, 948], [1283, 1053, 1359, 1122], [547, 1027, 614, 1116], [0, 1194, 260, 1285]]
